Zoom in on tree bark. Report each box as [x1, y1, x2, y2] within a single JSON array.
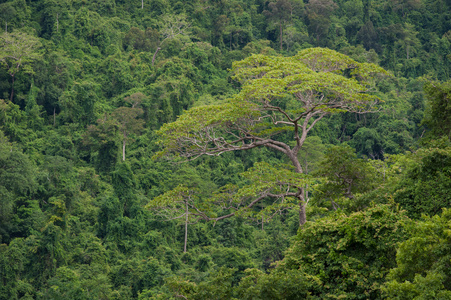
[[122, 139, 126, 161], [152, 47, 161, 66], [184, 201, 188, 253], [280, 23, 283, 51], [299, 198, 307, 226], [289, 150, 307, 226], [10, 75, 14, 101]]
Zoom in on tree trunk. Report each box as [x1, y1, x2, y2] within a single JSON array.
[[299, 197, 306, 226], [280, 23, 283, 51], [287, 150, 307, 226], [122, 139, 126, 161], [152, 47, 161, 66], [10, 75, 14, 101], [184, 201, 188, 253]]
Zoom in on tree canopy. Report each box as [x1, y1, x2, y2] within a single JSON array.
[[156, 47, 388, 225]]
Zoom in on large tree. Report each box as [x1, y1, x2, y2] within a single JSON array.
[[155, 47, 387, 226]]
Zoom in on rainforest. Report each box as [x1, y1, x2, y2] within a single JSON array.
[[0, 0, 450, 299]]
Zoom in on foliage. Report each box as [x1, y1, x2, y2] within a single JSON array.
[[155, 47, 387, 225], [278, 205, 411, 299], [393, 147, 451, 219], [383, 209, 451, 299], [315, 144, 380, 211], [0, 131, 36, 243], [0, 31, 42, 101], [421, 79, 451, 141], [0, 0, 449, 298], [156, 47, 387, 160], [236, 268, 319, 300]]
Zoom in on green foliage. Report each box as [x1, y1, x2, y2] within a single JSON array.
[[236, 268, 318, 300], [110, 256, 171, 298], [0, 0, 449, 298], [0, 238, 33, 299], [155, 47, 388, 226], [421, 79, 451, 140], [279, 205, 411, 299], [0, 31, 42, 101], [383, 209, 451, 299], [123, 27, 159, 52], [393, 147, 451, 218], [315, 144, 380, 211], [0, 131, 37, 243], [252, 218, 292, 270], [164, 266, 236, 300], [0, 31, 42, 77], [156, 47, 387, 158]]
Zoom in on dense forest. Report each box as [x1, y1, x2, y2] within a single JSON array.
[[0, 0, 450, 298]]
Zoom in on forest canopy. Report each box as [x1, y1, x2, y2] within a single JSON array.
[[0, 0, 450, 299]]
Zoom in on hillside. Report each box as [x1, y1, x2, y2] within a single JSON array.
[[0, 0, 450, 299]]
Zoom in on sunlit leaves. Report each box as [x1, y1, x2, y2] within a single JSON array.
[[154, 101, 259, 158], [0, 31, 42, 77], [156, 47, 388, 160]]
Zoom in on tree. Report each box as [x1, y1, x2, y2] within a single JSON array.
[[264, 0, 302, 51], [304, 0, 338, 45], [393, 147, 451, 219], [146, 185, 203, 253], [40, 0, 71, 38], [0, 31, 41, 101], [0, 130, 36, 243], [83, 113, 120, 173], [83, 93, 144, 164], [421, 79, 451, 140], [0, 3, 16, 33], [155, 47, 387, 226], [112, 93, 145, 161], [152, 14, 191, 65], [357, 21, 379, 51], [315, 144, 379, 210], [123, 27, 159, 52]]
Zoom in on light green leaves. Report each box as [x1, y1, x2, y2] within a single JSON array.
[[0, 31, 42, 77], [154, 47, 388, 226], [154, 101, 259, 159], [155, 47, 388, 160]]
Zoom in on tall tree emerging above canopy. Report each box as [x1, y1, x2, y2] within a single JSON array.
[[155, 47, 388, 226]]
